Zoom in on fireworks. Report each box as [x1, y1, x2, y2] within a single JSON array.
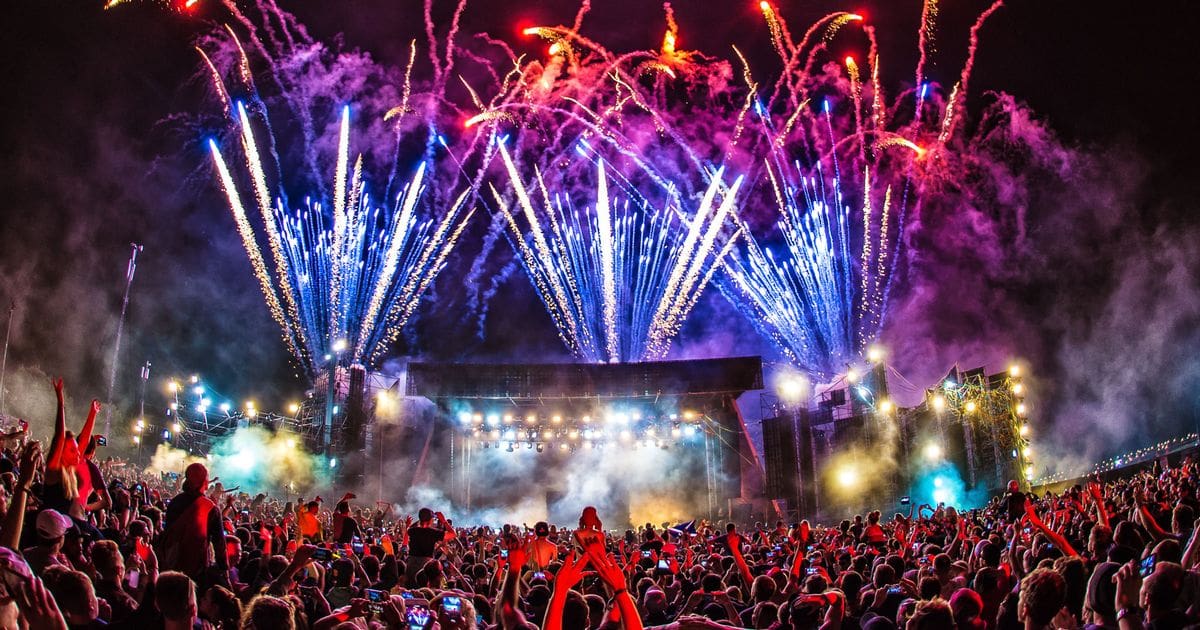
[[717, 2, 1004, 379], [492, 143, 742, 362]]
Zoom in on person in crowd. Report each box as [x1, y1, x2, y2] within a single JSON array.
[[159, 462, 229, 584]]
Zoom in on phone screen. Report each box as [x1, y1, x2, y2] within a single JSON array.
[[443, 595, 462, 616], [500, 548, 509, 559], [366, 588, 385, 613], [1140, 554, 1156, 577], [656, 558, 670, 571], [406, 604, 431, 630], [641, 550, 652, 558], [312, 548, 331, 562]]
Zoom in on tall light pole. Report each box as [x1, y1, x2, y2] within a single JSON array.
[[104, 243, 143, 437], [0, 302, 14, 415]]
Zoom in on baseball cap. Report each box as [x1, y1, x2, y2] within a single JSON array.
[[36, 509, 73, 540]]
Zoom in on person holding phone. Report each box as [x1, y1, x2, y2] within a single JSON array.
[[406, 508, 454, 585], [159, 462, 229, 583]]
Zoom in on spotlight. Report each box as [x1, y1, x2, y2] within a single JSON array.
[[684, 425, 697, 437], [526, 415, 536, 425], [286, 438, 296, 449], [172, 422, 182, 433], [169, 402, 179, 411], [1023, 446, 1032, 458], [846, 369, 859, 383], [584, 441, 593, 449], [582, 415, 592, 423], [328, 458, 337, 468], [836, 466, 859, 488], [866, 345, 885, 363], [964, 401, 977, 413], [671, 427, 682, 438], [931, 395, 946, 412], [189, 375, 199, 384], [559, 443, 568, 451], [1024, 464, 1035, 480], [1016, 403, 1028, 416], [878, 399, 894, 414], [923, 443, 943, 461], [1009, 364, 1021, 377], [458, 412, 472, 424], [332, 338, 347, 353], [490, 429, 501, 439], [542, 430, 553, 439], [288, 402, 300, 415], [1011, 383, 1024, 395], [220, 402, 231, 413], [193, 385, 205, 396], [568, 429, 579, 439], [1019, 423, 1030, 436], [944, 379, 957, 390], [161, 430, 170, 440], [504, 430, 516, 440], [778, 375, 808, 402], [552, 415, 562, 424], [490, 414, 502, 426], [133, 436, 141, 444], [167, 381, 179, 393]]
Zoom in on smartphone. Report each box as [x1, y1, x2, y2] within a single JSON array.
[[532, 571, 546, 580], [919, 556, 929, 565], [366, 588, 385, 614], [500, 548, 509, 559], [888, 586, 903, 596], [656, 558, 671, 573], [127, 570, 140, 589], [96, 435, 107, 446], [641, 550, 652, 559], [352, 541, 364, 555], [805, 566, 818, 575], [400, 591, 415, 600], [312, 548, 332, 562], [1140, 554, 1157, 578], [442, 595, 462, 618], [406, 604, 432, 630], [900, 496, 911, 505], [765, 551, 775, 560]]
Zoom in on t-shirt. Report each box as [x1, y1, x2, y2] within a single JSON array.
[[408, 525, 445, 557], [1005, 492, 1027, 521]]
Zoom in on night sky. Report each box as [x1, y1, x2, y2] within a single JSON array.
[[1, 0, 1198, 467]]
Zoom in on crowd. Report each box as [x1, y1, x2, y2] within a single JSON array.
[[1, 379, 1199, 630]]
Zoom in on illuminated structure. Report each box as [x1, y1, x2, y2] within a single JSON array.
[[404, 357, 764, 524], [761, 360, 1031, 520]]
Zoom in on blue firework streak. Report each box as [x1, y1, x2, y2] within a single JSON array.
[[210, 104, 474, 376], [491, 140, 743, 363]]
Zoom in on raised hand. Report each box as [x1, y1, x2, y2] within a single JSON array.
[[583, 541, 628, 593], [555, 551, 590, 592], [15, 576, 68, 630]]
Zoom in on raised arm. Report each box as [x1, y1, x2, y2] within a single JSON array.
[[0, 441, 42, 549], [543, 551, 589, 630], [47, 378, 67, 468], [1025, 499, 1078, 557], [76, 399, 100, 455]]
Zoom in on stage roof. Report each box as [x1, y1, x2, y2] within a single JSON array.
[[405, 356, 763, 401]]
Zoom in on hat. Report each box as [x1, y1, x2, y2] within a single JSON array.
[[1086, 562, 1120, 618], [36, 509, 73, 540], [184, 462, 208, 491], [534, 521, 550, 536]]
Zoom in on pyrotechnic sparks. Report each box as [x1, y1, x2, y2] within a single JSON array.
[[209, 105, 473, 373], [492, 143, 742, 363], [718, 1, 1000, 379]]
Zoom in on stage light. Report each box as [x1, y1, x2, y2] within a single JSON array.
[[490, 429, 500, 439], [944, 379, 957, 390], [931, 395, 946, 412], [504, 429, 516, 440], [1019, 423, 1030, 436], [490, 414, 502, 426], [964, 401, 977, 413], [923, 443, 943, 461], [583, 428, 594, 439], [846, 368, 859, 383], [619, 429, 632, 441], [246, 408, 258, 419], [1011, 383, 1024, 395], [286, 438, 296, 448], [1009, 364, 1021, 377], [170, 402, 179, 411], [1024, 464, 1034, 480], [172, 422, 181, 433], [288, 403, 299, 414], [1023, 446, 1032, 458], [683, 411, 695, 419], [835, 466, 859, 488], [632, 411, 642, 421], [193, 385, 205, 396], [526, 415, 536, 424], [878, 399, 894, 414], [582, 415, 592, 423], [552, 415, 562, 424], [932, 478, 953, 504], [617, 413, 629, 424], [684, 425, 697, 437], [189, 375, 199, 384], [669, 413, 678, 420], [332, 339, 348, 353], [778, 375, 808, 401], [324, 353, 332, 361], [542, 430, 553, 439], [584, 441, 593, 449], [559, 442, 569, 451], [197, 404, 208, 414], [866, 345, 885, 363], [671, 427, 682, 438], [458, 412, 472, 424], [568, 429, 579, 439], [329, 458, 338, 468], [1012, 449, 1018, 458], [161, 429, 170, 440], [168, 381, 179, 393], [857, 386, 871, 400], [133, 435, 141, 444], [200, 397, 211, 407]]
